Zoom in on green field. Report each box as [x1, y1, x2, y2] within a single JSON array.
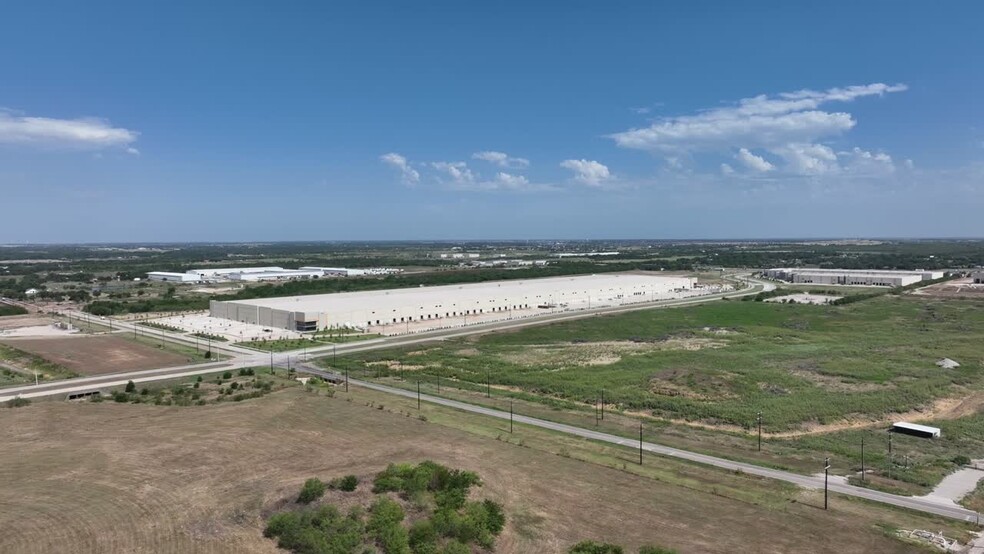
[[328, 295, 984, 491]]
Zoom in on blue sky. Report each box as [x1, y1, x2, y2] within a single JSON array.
[[1, 1, 981, 242]]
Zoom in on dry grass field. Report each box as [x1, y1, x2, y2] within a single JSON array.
[[0, 385, 966, 553], [0, 335, 188, 375]]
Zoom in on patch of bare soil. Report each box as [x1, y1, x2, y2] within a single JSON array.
[[0, 315, 57, 331], [648, 368, 738, 401], [365, 360, 428, 371], [0, 335, 188, 375], [499, 338, 728, 368]]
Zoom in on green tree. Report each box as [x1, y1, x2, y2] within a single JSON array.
[[124, 380, 136, 393]]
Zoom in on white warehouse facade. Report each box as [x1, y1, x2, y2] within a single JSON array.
[[210, 273, 694, 332], [763, 268, 944, 287]]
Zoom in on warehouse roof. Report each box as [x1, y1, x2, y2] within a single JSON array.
[[216, 273, 691, 313]]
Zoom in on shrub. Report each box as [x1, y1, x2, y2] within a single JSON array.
[[952, 455, 972, 466], [330, 475, 359, 492], [124, 380, 136, 393], [441, 541, 470, 554], [222, 371, 232, 379], [368, 497, 409, 554], [297, 478, 326, 504], [6, 397, 31, 408], [638, 546, 678, 554], [569, 540, 625, 554], [409, 520, 439, 554], [112, 391, 129, 403]]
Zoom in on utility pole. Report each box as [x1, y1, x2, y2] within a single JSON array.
[[344, 368, 348, 392], [34, 370, 39, 386], [824, 457, 830, 510], [639, 422, 644, 465], [757, 411, 762, 452], [888, 433, 893, 479], [860, 436, 865, 484], [510, 400, 513, 433], [600, 389, 605, 420], [486, 369, 491, 398], [417, 380, 421, 410], [270, 350, 273, 373]]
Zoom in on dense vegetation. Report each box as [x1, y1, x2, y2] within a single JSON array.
[[568, 541, 676, 554], [265, 461, 505, 554], [0, 304, 28, 316]]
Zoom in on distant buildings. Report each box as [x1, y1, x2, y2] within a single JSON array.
[[973, 270, 984, 284], [147, 271, 203, 283], [147, 266, 402, 284], [763, 268, 944, 287]]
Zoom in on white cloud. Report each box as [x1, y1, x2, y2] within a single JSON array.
[[720, 163, 735, 175], [380, 152, 420, 185], [471, 151, 530, 169], [608, 83, 907, 179], [126, 147, 140, 156], [560, 159, 612, 186], [609, 83, 905, 154], [840, 147, 895, 176], [772, 143, 839, 175], [431, 161, 476, 184], [0, 110, 138, 149], [735, 148, 774, 172], [493, 172, 529, 189]]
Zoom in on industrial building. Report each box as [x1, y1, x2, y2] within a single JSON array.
[[763, 268, 944, 287], [974, 270, 984, 284], [209, 273, 695, 332], [147, 271, 201, 283], [148, 266, 402, 283]]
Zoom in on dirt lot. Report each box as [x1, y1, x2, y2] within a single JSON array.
[[914, 278, 984, 299], [0, 388, 955, 553], [0, 314, 57, 331], [0, 335, 189, 375]]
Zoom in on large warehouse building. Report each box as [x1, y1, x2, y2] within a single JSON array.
[[763, 268, 944, 287], [209, 273, 695, 332]]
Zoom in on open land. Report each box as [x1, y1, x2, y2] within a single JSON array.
[[0, 335, 191, 376], [0, 384, 971, 553], [328, 294, 984, 493]]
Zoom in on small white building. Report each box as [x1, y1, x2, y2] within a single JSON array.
[[973, 270, 984, 284]]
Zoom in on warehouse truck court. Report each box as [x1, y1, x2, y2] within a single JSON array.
[[209, 273, 697, 333]]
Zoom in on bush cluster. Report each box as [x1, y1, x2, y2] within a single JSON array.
[[266, 461, 505, 554], [568, 541, 677, 554]]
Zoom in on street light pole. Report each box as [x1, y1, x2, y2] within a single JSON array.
[[639, 422, 644, 465]]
